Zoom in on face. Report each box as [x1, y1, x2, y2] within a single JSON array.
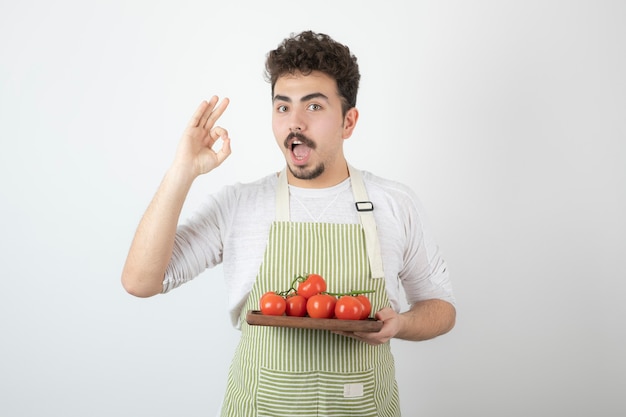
[[272, 71, 358, 188]]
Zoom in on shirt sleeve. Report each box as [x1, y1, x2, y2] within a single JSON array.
[[398, 187, 456, 307], [162, 193, 227, 293]]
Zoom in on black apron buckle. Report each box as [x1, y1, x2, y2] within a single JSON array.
[[355, 201, 374, 212]]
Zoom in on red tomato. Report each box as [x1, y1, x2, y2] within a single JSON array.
[[259, 292, 286, 316], [306, 293, 336, 318], [285, 294, 307, 317], [356, 295, 372, 319], [335, 296, 364, 320], [297, 274, 327, 299], [260, 291, 275, 305]]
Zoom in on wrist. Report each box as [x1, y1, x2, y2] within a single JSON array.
[[165, 162, 197, 187]]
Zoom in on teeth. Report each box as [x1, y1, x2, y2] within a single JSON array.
[[291, 139, 302, 151]]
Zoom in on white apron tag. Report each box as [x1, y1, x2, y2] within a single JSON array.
[[343, 383, 364, 398]]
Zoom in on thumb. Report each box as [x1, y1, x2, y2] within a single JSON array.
[[375, 307, 395, 321]]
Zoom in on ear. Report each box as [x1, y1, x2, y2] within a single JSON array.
[[342, 107, 359, 139]]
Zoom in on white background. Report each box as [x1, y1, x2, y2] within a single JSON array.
[[1, 1, 625, 416]]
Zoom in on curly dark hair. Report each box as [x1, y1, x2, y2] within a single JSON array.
[[265, 31, 360, 115]]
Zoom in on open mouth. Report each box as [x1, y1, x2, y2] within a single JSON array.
[[292, 140, 311, 161], [287, 134, 314, 162]]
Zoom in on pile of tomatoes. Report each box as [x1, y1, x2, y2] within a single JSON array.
[[259, 273, 373, 321]]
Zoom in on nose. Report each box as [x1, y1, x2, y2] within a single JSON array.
[[288, 109, 306, 133]]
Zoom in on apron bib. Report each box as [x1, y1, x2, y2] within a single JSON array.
[[221, 167, 401, 417]]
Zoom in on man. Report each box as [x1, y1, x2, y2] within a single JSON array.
[[122, 30, 455, 416]]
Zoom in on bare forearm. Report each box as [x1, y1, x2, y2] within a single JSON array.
[[121, 168, 195, 297], [395, 299, 456, 341]]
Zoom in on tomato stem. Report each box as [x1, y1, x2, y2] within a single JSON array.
[[324, 289, 375, 297], [275, 275, 307, 297], [281, 274, 376, 298], [290, 274, 307, 288]]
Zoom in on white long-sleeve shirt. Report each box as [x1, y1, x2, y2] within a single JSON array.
[[163, 169, 455, 328]]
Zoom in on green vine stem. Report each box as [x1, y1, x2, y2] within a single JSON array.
[[275, 274, 376, 298], [324, 290, 375, 297]]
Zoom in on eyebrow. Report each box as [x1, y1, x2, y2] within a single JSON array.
[[273, 92, 329, 103]]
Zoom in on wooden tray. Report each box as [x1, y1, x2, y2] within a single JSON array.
[[246, 310, 383, 332]]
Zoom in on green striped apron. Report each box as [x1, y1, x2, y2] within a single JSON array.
[[221, 166, 401, 417]]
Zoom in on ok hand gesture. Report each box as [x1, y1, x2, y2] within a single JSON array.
[[173, 96, 231, 178]]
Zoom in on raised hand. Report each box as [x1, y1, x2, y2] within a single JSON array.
[[173, 96, 232, 178]]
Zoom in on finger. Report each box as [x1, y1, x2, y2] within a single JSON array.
[[334, 330, 366, 343], [203, 97, 230, 129], [209, 126, 228, 142], [198, 96, 219, 128], [187, 100, 210, 128], [375, 307, 395, 321], [215, 136, 232, 165]]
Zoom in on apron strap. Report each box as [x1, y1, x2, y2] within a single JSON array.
[[276, 169, 290, 222], [347, 165, 385, 279], [275, 166, 385, 278]]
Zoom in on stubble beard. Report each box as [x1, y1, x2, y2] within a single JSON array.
[[288, 162, 325, 180], [284, 131, 325, 180]]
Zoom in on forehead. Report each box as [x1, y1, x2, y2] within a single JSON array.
[[273, 71, 339, 99]]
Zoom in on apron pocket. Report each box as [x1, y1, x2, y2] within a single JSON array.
[[257, 367, 378, 417]]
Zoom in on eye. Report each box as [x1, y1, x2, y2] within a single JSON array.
[[307, 103, 322, 111], [276, 104, 288, 113]]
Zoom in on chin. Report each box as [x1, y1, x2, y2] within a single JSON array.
[[288, 163, 325, 180]]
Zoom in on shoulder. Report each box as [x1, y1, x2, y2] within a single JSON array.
[[358, 170, 432, 237], [215, 172, 278, 202], [360, 170, 422, 208], [192, 173, 278, 222]]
